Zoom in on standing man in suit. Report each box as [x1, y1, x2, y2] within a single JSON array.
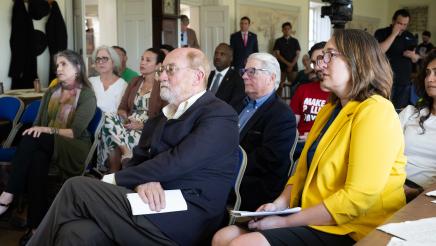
[[28, 48, 239, 246], [208, 43, 246, 109], [236, 53, 297, 211], [230, 16, 259, 70], [180, 15, 200, 48]]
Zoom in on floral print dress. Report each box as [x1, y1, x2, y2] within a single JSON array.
[[96, 87, 151, 170]]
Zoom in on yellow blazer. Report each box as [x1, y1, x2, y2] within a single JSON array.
[[287, 95, 406, 241]]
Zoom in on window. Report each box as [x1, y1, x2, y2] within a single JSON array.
[[309, 1, 331, 49]]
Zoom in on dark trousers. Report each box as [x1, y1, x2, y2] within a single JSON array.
[[28, 176, 177, 246], [6, 133, 54, 228], [391, 82, 411, 110]]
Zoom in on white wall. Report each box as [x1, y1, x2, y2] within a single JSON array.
[[0, 0, 67, 90]]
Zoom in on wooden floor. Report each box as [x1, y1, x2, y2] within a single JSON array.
[[0, 207, 28, 245]]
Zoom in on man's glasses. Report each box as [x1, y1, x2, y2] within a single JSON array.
[[95, 56, 110, 64], [239, 67, 270, 78], [155, 64, 193, 76], [309, 50, 342, 69]]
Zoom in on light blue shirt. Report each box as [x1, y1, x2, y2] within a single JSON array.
[[238, 91, 274, 132], [180, 31, 188, 47]]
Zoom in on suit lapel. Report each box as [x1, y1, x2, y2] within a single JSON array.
[[216, 69, 232, 94], [207, 71, 215, 89], [239, 93, 276, 139], [303, 101, 360, 186]]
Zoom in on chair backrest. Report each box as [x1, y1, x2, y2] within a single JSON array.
[[1, 96, 25, 147], [228, 145, 248, 225], [82, 107, 104, 174], [20, 100, 41, 125], [288, 128, 299, 177]]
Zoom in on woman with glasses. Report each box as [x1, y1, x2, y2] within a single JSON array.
[[96, 48, 166, 172], [0, 50, 96, 244], [90, 45, 127, 113], [213, 29, 406, 246], [400, 50, 436, 201]]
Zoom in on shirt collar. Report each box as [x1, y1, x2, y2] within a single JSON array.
[[215, 67, 230, 77], [163, 90, 206, 120], [244, 91, 274, 109]]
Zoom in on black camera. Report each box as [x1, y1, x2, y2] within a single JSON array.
[[321, 0, 353, 29]]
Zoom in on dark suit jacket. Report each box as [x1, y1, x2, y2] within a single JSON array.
[[46, 1, 67, 81], [236, 93, 296, 211], [207, 68, 246, 110], [230, 31, 259, 70], [115, 92, 239, 246]]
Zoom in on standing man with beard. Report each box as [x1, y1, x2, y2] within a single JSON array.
[[208, 43, 245, 109], [375, 9, 419, 109], [28, 48, 239, 246]]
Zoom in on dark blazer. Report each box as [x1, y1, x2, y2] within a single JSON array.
[[207, 68, 246, 110], [115, 92, 239, 246], [46, 1, 67, 81], [8, 0, 37, 89], [230, 31, 259, 70], [236, 93, 297, 211]]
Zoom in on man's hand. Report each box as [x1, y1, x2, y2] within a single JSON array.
[[392, 22, 403, 36], [403, 50, 420, 63], [135, 182, 166, 212]]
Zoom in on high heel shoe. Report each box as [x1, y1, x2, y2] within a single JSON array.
[[0, 202, 9, 216]]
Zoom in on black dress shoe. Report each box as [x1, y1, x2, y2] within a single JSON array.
[[19, 229, 33, 246]]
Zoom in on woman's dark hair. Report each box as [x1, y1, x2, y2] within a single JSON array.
[[159, 44, 174, 52], [147, 48, 166, 64], [414, 50, 436, 133], [54, 49, 91, 88]]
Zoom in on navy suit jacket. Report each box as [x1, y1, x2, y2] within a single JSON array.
[[115, 92, 239, 246], [230, 31, 259, 70], [236, 93, 296, 211], [207, 68, 246, 110]]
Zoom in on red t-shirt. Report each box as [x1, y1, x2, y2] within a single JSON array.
[[290, 82, 330, 135]]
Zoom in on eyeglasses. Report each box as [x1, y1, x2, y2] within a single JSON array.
[[309, 50, 342, 69], [95, 56, 110, 64], [155, 64, 193, 76], [239, 67, 270, 78]]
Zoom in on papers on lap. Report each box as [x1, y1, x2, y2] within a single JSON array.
[[127, 190, 188, 216], [230, 207, 301, 218]]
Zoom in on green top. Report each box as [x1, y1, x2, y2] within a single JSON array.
[[121, 67, 139, 83], [35, 86, 97, 179]]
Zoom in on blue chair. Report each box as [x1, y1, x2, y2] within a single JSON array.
[[81, 107, 104, 174], [228, 145, 248, 225], [0, 96, 24, 147], [0, 100, 40, 162]]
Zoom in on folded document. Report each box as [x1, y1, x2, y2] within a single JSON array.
[[127, 190, 188, 216], [230, 207, 301, 218]]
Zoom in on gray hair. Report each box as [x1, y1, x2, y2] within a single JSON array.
[[92, 45, 122, 76], [247, 53, 281, 90]]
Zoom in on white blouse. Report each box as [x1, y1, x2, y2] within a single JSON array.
[[90, 76, 127, 113], [399, 105, 436, 188]]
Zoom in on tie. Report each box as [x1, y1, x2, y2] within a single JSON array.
[[243, 32, 248, 47], [210, 73, 222, 94], [181, 33, 184, 42]]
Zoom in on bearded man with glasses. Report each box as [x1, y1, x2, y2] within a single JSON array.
[[28, 48, 239, 246], [233, 52, 297, 211]]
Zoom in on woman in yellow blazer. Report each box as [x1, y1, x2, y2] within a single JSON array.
[[213, 29, 406, 246]]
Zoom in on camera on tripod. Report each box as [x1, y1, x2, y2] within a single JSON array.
[[321, 0, 353, 29]]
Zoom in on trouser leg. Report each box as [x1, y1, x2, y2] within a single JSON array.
[[6, 133, 54, 194], [28, 176, 177, 246], [55, 219, 115, 246]]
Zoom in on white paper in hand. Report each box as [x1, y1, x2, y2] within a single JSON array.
[[127, 189, 187, 216]]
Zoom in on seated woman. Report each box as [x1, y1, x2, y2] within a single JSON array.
[[0, 50, 96, 243], [212, 29, 406, 246], [97, 48, 166, 172], [90, 45, 127, 113], [400, 50, 436, 200]]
